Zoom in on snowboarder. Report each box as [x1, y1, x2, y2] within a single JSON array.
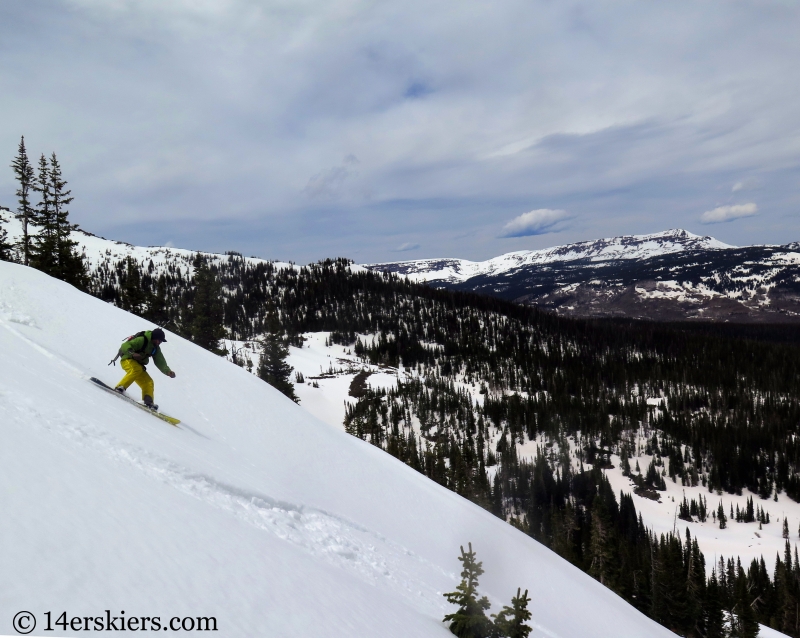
[[115, 328, 176, 409]]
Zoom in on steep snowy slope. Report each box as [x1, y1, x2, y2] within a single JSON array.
[[0, 261, 676, 637]]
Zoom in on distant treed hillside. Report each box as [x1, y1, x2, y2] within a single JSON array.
[[90, 253, 800, 636]]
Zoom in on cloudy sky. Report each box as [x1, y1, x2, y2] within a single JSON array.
[[1, 0, 799, 263]]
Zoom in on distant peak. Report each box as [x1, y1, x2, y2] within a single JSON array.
[[365, 229, 736, 283]]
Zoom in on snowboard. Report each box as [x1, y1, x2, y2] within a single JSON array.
[[89, 377, 181, 426]]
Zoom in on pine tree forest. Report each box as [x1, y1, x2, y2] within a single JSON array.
[[12, 243, 800, 636]]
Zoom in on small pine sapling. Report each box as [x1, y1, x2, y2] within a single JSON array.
[[492, 588, 532, 638], [443, 543, 493, 638]]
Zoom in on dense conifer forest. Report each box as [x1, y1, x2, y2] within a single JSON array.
[[8, 242, 800, 636]]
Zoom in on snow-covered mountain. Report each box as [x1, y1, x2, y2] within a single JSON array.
[[0, 261, 678, 637], [367, 230, 733, 284], [366, 230, 800, 322]]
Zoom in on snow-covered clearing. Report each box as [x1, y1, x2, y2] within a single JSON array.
[[222, 333, 404, 430], [604, 451, 800, 576]]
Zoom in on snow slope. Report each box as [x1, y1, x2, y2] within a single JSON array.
[[0, 261, 677, 637], [366, 229, 734, 284]]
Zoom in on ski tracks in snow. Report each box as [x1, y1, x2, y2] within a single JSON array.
[[1, 388, 450, 618], [0, 290, 450, 619]]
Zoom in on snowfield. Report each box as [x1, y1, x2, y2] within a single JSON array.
[[0, 261, 679, 637]]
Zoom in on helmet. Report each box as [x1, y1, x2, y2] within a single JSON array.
[[151, 328, 167, 342]]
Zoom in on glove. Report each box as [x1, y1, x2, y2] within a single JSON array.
[[169, 371, 176, 378]]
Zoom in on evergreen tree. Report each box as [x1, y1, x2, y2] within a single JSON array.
[[705, 570, 725, 638], [144, 274, 169, 326], [731, 573, 759, 638], [620, 448, 631, 476], [121, 257, 147, 316], [47, 153, 86, 287], [257, 312, 299, 403], [10, 136, 35, 265], [443, 543, 493, 638], [30, 153, 55, 273], [0, 210, 14, 261], [189, 254, 225, 353], [589, 504, 615, 587], [29, 152, 87, 288], [492, 588, 532, 638]]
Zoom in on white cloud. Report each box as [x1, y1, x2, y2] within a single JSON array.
[[393, 242, 420, 252], [2, 1, 799, 259], [499, 209, 573, 238], [732, 177, 760, 192], [699, 203, 758, 224]]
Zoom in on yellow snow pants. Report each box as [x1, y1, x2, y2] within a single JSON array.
[[117, 359, 155, 401]]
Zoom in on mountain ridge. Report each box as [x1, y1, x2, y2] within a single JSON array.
[[365, 229, 735, 283], [3, 213, 798, 322], [365, 229, 800, 323]]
